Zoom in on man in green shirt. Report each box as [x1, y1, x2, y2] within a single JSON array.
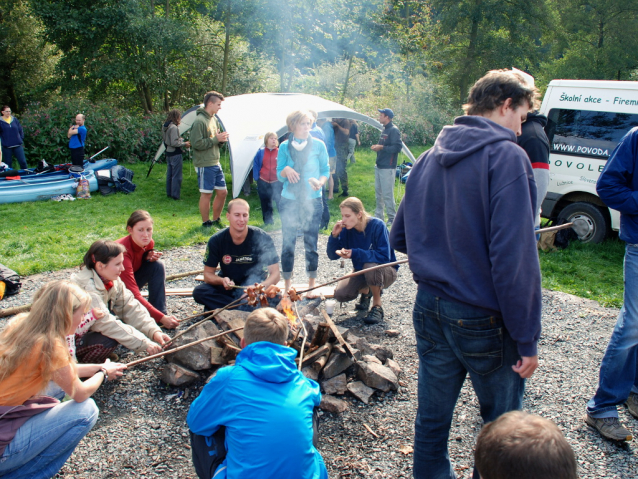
[[191, 91, 230, 228]]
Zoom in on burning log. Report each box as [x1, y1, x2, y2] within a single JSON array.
[[310, 343, 333, 373], [321, 310, 358, 363], [310, 323, 331, 348]]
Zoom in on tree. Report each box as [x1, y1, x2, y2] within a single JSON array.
[[541, 0, 638, 82], [0, 0, 58, 111]]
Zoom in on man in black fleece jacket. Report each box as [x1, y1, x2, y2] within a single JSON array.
[[371, 108, 402, 226], [390, 70, 542, 479]]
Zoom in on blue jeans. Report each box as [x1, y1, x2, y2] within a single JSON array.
[[412, 289, 525, 479], [2, 145, 27, 170], [0, 399, 98, 479], [587, 243, 638, 418], [135, 259, 167, 316], [279, 197, 323, 279]]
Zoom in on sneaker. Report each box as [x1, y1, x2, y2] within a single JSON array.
[[354, 291, 372, 311], [212, 218, 224, 229], [339, 191, 349, 198], [108, 352, 120, 362], [626, 392, 638, 419], [202, 220, 214, 228], [363, 305, 384, 324], [585, 414, 633, 441]]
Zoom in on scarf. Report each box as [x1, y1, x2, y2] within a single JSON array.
[[287, 135, 313, 200]]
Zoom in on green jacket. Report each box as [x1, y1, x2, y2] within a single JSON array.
[[191, 107, 222, 167]]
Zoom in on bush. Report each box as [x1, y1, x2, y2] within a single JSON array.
[[20, 99, 165, 165]]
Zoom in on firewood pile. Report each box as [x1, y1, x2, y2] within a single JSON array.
[[161, 299, 402, 413]]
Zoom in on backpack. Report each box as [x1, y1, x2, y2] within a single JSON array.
[[0, 263, 22, 297], [111, 165, 136, 194]]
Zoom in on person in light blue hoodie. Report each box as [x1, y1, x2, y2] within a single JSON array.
[[276, 110, 330, 296], [187, 307, 327, 479]]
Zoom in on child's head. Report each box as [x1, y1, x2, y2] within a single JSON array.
[[243, 308, 289, 346], [475, 411, 577, 479]]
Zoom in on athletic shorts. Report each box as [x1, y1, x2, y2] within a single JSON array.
[[196, 164, 227, 193], [329, 156, 337, 175]]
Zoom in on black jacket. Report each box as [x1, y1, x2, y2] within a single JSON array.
[[517, 112, 549, 168], [376, 122, 402, 169]]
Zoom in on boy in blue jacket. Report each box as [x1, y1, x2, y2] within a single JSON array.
[[187, 307, 328, 479]]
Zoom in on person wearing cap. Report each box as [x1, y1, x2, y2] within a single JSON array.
[[371, 108, 402, 227]]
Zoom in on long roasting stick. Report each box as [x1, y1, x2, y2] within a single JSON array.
[[127, 327, 244, 368], [295, 259, 409, 295]]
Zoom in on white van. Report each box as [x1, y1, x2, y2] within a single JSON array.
[[540, 80, 638, 243]]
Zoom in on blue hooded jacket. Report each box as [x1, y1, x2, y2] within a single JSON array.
[[187, 342, 327, 479], [390, 115, 542, 357], [0, 116, 24, 148], [596, 127, 638, 244]]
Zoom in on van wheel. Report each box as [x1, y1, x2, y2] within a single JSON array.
[[556, 202, 608, 244]]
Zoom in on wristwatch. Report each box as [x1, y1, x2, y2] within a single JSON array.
[[99, 368, 108, 383]]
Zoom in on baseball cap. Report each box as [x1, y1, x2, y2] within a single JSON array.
[[378, 108, 394, 119]]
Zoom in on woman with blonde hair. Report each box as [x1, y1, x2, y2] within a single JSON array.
[[277, 110, 330, 295], [327, 197, 398, 324], [0, 280, 125, 479], [253, 132, 282, 225]]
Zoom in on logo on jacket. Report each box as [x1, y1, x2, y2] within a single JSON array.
[[222, 255, 232, 264]]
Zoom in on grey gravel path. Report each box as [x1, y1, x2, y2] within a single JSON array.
[[1, 233, 636, 478]]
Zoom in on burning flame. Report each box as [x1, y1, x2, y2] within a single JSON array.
[[283, 305, 297, 327]]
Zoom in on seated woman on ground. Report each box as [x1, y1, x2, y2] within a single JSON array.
[[71, 240, 170, 364], [327, 197, 398, 324], [116, 210, 179, 329], [0, 280, 125, 479]]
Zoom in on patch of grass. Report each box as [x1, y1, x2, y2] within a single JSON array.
[[1, 147, 426, 276], [1, 145, 627, 311], [539, 236, 625, 308]]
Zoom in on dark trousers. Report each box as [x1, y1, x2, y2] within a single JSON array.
[[334, 143, 349, 194], [280, 196, 323, 277], [320, 185, 330, 229], [2, 145, 27, 170], [70, 147, 85, 167], [193, 282, 280, 312], [257, 178, 282, 225], [135, 260, 167, 316], [166, 154, 183, 199]]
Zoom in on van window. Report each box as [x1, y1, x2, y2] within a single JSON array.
[[546, 109, 638, 159]]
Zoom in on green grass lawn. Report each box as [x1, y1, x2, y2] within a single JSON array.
[[0, 144, 626, 309]]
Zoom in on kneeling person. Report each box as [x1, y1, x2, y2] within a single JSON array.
[[187, 308, 328, 479], [193, 198, 281, 311], [327, 197, 398, 324]]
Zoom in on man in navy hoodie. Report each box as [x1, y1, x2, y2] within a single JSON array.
[[390, 70, 542, 479], [586, 127, 638, 442]]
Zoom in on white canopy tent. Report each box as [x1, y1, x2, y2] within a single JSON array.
[[153, 92, 416, 198]]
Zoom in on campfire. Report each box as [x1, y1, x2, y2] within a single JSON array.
[[161, 285, 402, 411]]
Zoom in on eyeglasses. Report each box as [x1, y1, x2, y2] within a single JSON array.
[[2, 110, 10, 113]]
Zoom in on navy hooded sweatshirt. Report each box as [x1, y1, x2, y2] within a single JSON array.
[[390, 115, 542, 357]]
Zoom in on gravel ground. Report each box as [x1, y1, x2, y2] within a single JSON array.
[[1, 232, 637, 478]]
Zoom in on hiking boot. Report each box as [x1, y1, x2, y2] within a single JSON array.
[[354, 291, 372, 311], [585, 414, 633, 441], [202, 220, 214, 228], [363, 305, 384, 325], [626, 392, 638, 419]]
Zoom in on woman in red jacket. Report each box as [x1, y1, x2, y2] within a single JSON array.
[[116, 210, 179, 329]]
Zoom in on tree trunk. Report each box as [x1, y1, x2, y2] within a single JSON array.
[[165, 0, 169, 17], [164, 90, 170, 111], [459, 0, 482, 105], [340, 55, 354, 104], [221, 0, 231, 95], [598, 19, 604, 48], [150, 0, 155, 15]]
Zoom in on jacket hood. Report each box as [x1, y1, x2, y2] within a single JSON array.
[[429, 116, 516, 168], [236, 342, 298, 384], [525, 111, 548, 127], [196, 107, 211, 120], [71, 267, 99, 290]]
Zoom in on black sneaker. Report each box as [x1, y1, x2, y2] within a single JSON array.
[[339, 191, 349, 198], [354, 291, 372, 311], [363, 305, 384, 324], [202, 220, 214, 228], [212, 218, 224, 229]]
